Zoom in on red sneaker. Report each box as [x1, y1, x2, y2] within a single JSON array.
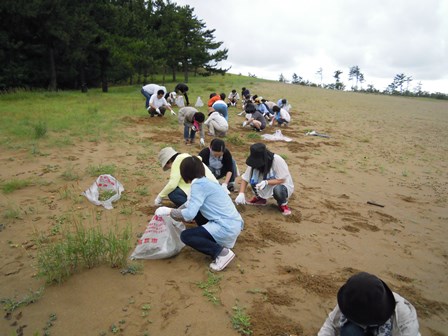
[[247, 196, 267, 206], [279, 204, 291, 215]]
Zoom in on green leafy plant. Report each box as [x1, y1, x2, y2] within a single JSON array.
[[196, 271, 222, 305], [98, 189, 117, 201], [1, 287, 44, 313], [231, 303, 252, 335]]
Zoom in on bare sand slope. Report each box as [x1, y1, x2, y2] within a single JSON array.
[[1, 83, 447, 335]]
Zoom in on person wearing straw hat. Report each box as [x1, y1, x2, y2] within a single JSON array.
[[318, 272, 420, 336], [155, 156, 243, 272], [154, 147, 218, 224], [235, 143, 294, 215]]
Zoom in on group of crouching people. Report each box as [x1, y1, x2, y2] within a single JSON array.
[[143, 85, 420, 335]]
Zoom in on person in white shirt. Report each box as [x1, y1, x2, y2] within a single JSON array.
[[141, 83, 166, 109], [318, 272, 420, 336], [235, 143, 294, 215], [227, 89, 240, 107], [148, 89, 175, 117], [271, 105, 291, 126], [204, 108, 229, 137]]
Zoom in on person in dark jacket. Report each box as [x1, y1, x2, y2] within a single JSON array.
[[198, 139, 238, 192], [174, 83, 190, 106]]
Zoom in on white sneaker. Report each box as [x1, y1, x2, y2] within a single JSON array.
[[209, 249, 235, 271]]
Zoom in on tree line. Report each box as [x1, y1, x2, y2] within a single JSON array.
[[280, 67, 447, 100], [0, 0, 228, 92]]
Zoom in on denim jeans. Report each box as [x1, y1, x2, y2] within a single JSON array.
[[273, 184, 289, 205], [180, 226, 223, 259], [184, 125, 196, 140], [141, 88, 152, 108], [168, 187, 208, 225]]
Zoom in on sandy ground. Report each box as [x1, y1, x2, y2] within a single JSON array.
[[1, 83, 447, 336]]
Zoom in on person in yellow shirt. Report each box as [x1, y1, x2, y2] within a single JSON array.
[[154, 147, 218, 225]]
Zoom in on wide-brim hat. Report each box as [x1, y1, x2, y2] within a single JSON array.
[[337, 272, 396, 326], [158, 147, 178, 170], [246, 143, 269, 169]]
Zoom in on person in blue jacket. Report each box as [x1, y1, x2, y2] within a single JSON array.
[[155, 156, 243, 272]]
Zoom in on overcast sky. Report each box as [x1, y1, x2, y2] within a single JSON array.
[[174, 0, 448, 93]]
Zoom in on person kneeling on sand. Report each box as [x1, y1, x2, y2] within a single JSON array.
[[318, 271, 420, 336], [271, 105, 291, 127], [148, 89, 175, 117], [154, 147, 218, 225], [242, 103, 266, 132], [155, 156, 243, 271], [198, 139, 238, 193], [235, 143, 294, 215], [204, 107, 228, 137]]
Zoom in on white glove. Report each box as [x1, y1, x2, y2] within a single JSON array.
[[156, 108, 161, 114], [200, 138, 205, 146], [154, 195, 162, 206], [242, 121, 247, 127], [269, 120, 274, 126], [170, 109, 176, 115], [155, 206, 172, 216], [221, 183, 230, 195], [256, 180, 268, 190], [235, 193, 246, 205]]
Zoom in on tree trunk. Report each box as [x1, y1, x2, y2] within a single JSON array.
[[184, 65, 189, 83], [80, 65, 88, 93], [101, 59, 108, 93], [172, 66, 176, 82], [48, 47, 57, 91]]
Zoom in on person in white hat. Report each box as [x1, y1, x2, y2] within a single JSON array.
[[154, 147, 218, 224]]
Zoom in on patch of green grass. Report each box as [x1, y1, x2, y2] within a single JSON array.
[[196, 271, 222, 305], [37, 222, 133, 284], [119, 206, 133, 215], [246, 133, 261, 140], [226, 134, 245, 146], [231, 303, 252, 335], [135, 186, 149, 196], [3, 203, 22, 220], [1, 178, 32, 194], [0, 287, 44, 313], [33, 120, 48, 139], [61, 166, 80, 181], [86, 164, 116, 176]]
